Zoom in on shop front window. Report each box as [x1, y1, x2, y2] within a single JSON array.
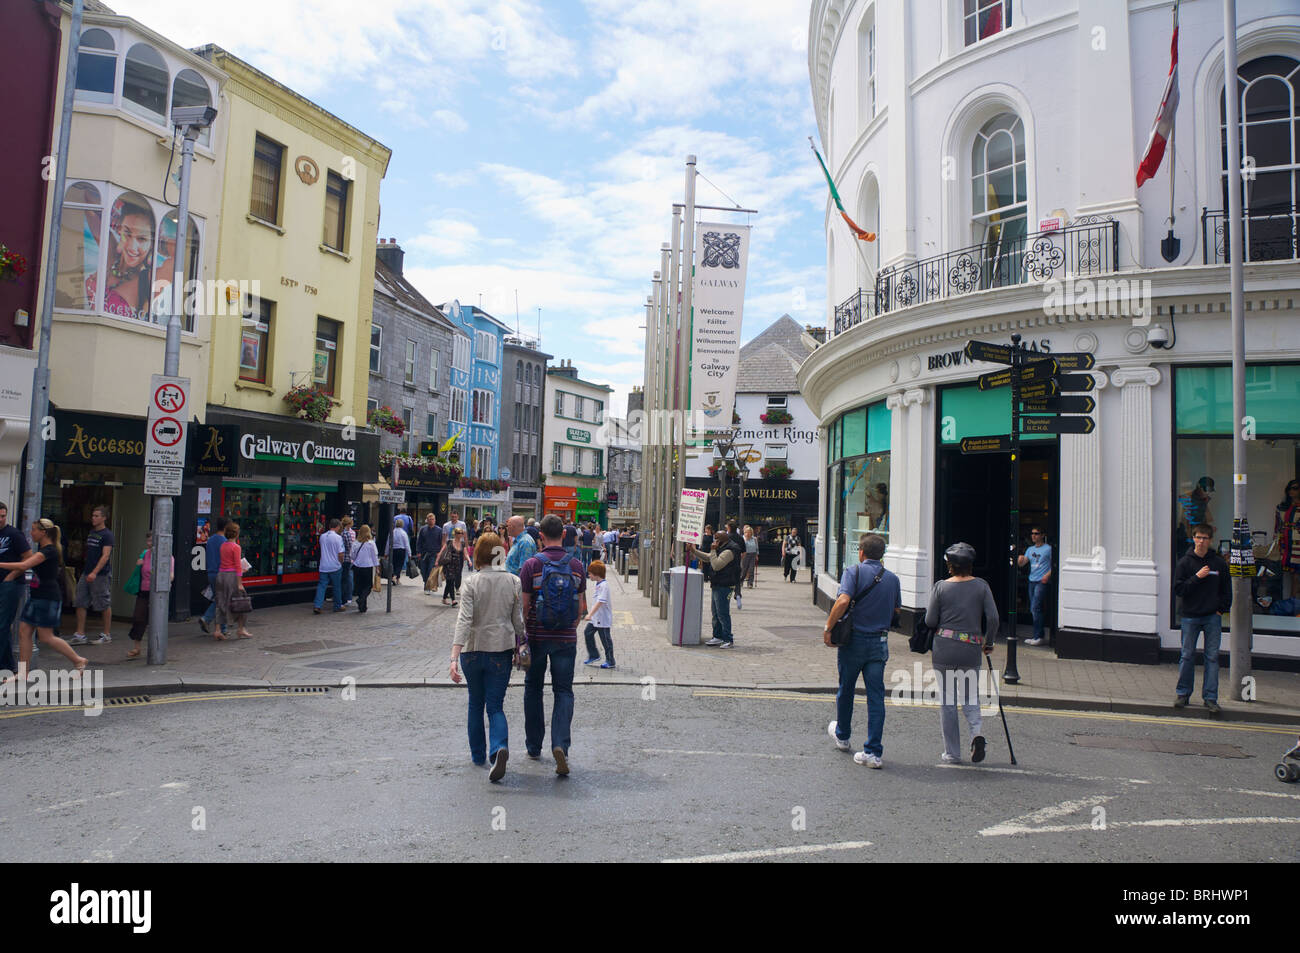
[[283, 488, 334, 576], [826, 400, 891, 579], [1174, 365, 1300, 635], [222, 484, 280, 579]]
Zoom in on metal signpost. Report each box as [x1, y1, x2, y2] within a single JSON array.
[[145, 374, 190, 665], [960, 335, 1097, 683]]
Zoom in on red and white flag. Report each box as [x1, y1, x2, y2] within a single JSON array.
[[1137, 1, 1180, 187]]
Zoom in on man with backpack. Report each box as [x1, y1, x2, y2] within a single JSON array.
[[519, 514, 588, 776]]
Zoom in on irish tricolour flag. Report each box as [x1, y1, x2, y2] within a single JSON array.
[[810, 140, 875, 242]]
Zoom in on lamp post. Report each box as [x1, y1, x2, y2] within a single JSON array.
[[148, 104, 217, 666]]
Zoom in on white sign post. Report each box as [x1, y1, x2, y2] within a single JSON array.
[[676, 488, 709, 545], [689, 223, 750, 438], [145, 375, 190, 495]]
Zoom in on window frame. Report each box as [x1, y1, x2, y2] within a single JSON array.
[[963, 0, 1012, 47], [428, 347, 440, 391], [323, 169, 350, 251], [404, 339, 417, 386], [314, 316, 341, 396], [369, 323, 382, 374], [75, 28, 118, 105], [238, 296, 273, 384], [251, 134, 285, 225]]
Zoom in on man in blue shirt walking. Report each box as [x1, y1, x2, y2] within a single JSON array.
[[822, 534, 901, 768], [199, 516, 228, 637], [1018, 527, 1053, 646]]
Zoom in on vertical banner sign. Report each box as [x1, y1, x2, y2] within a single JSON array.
[[689, 223, 750, 437]]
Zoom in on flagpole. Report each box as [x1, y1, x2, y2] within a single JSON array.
[[1222, 0, 1252, 700]]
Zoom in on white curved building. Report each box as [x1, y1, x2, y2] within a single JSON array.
[[803, 0, 1300, 662]]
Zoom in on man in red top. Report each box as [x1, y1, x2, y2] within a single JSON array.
[[519, 514, 587, 775]]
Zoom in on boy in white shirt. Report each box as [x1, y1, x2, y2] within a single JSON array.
[[581, 560, 615, 669]]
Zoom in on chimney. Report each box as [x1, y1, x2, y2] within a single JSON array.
[[376, 237, 405, 276]]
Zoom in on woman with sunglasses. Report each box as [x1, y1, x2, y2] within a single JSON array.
[[0, 519, 88, 681]]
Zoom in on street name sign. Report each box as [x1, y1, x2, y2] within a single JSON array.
[[1057, 373, 1096, 392], [1017, 358, 1059, 383], [1020, 415, 1096, 435], [964, 340, 1013, 364], [1018, 380, 1060, 400], [1051, 352, 1096, 371], [960, 435, 1012, 454], [1022, 395, 1096, 414], [977, 368, 1013, 390]]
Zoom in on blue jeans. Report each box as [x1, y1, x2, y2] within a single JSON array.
[[314, 568, 343, 610], [1027, 580, 1047, 639], [834, 630, 889, 757], [202, 572, 221, 626], [524, 639, 576, 756], [419, 553, 437, 582], [1177, 614, 1222, 703], [340, 562, 354, 604], [461, 649, 513, 764], [0, 579, 22, 672], [710, 585, 733, 643]]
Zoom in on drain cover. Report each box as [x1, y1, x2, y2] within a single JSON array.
[[282, 686, 330, 694], [263, 640, 353, 655], [106, 695, 152, 705], [1071, 734, 1249, 758]]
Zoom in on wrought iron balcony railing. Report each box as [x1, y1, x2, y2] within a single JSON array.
[[1202, 204, 1299, 265]]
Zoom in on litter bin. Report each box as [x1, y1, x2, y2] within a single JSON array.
[[662, 566, 704, 646]]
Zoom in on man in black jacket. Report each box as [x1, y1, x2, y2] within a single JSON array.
[[690, 530, 744, 647], [1173, 523, 1232, 713]]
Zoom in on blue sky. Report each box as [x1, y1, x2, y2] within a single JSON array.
[[109, 0, 830, 416]]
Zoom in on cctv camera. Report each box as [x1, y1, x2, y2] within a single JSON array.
[[171, 105, 218, 128], [1147, 324, 1170, 349]]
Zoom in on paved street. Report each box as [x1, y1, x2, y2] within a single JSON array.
[[26, 568, 1300, 724], [2, 684, 1297, 863]]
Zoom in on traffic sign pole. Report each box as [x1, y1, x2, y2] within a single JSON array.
[[1005, 336, 1022, 684]]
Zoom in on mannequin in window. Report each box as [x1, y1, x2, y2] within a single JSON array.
[[1277, 479, 1300, 600]]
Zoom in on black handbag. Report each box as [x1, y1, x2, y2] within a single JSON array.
[[909, 619, 935, 654], [229, 590, 253, 615], [829, 565, 886, 646]]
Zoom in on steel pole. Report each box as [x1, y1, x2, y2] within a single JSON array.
[[1223, 0, 1252, 699], [21, 0, 82, 542], [663, 209, 683, 620], [676, 156, 697, 570], [1003, 334, 1022, 684], [656, 243, 672, 616], [643, 291, 656, 600], [147, 130, 196, 665]]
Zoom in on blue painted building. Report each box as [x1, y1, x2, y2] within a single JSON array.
[[440, 300, 511, 520]]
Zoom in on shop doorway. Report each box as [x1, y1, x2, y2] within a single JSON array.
[[934, 441, 1060, 639]]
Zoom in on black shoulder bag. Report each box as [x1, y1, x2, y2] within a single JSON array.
[[829, 564, 886, 647]]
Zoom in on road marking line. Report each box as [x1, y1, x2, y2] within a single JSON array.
[[662, 841, 873, 863], [981, 795, 1120, 836], [0, 689, 295, 719], [640, 748, 796, 760], [690, 690, 1296, 735], [1204, 786, 1300, 801], [934, 764, 1152, 784], [981, 816, 1300, 837]]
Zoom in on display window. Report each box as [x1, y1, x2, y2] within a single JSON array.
[[1173, 365, 1300, 635], [222, 483, 280, 583], [283, 487, 334, 580], [825, 400, 891, 579]]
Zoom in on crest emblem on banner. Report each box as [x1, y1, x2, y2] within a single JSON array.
[[701, 232, 741, 269], [701, 392, 724, 417]]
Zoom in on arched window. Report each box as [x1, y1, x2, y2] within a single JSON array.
[[170, 68, 212, 145], [516, 359, 524, 381], [1221, 55, 1299, 261], [153, 211, 201, 328], [971, 112, 1027, 285], [56, 182, 103, 310], [857, 172, 880, 288], [75, 29, 116, 103], [859, 9, 876, 124], [122, 43, 168, 123], [100, 191, 157, 321]]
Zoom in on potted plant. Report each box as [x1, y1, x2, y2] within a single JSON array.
[[708, 462, 740, 478], [380, 450, 464, 481], [367, 405, 406, 436], [760, 408, 793, 425], [282, 383, 332, 422], [0, 245, 28, 283], [760, 461, 793, 480]]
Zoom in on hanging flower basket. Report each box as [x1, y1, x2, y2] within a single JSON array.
[[0, 245, 28, 283], [380, 450, 463, 481], [760, 462, 793, 480], [708, 463, 740, 479], [367, 405, 406, 436], [760, 409, 793, 425], [457, 476, 510, 493], [282, 383, 332, 422]]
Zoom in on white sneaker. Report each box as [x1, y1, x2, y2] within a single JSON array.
[[1023, 637, 1044, 646], [941, 753, 960, 764], [734, 592, 742, 610], [827, 721, 850, 751], [67, 634, 89, 645], [704, 638, 724, 646], [854, 752, 883, 768], [91, 633, 112, 645]]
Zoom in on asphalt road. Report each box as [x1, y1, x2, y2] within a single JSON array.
[[2, 685, 1298, 863]]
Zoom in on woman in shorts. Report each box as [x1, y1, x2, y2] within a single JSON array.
[[0, 519, 88, 680]]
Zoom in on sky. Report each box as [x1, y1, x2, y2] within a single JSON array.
[[106, 0, 830, 417]]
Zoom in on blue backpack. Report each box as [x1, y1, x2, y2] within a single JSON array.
[[535, 553, 580, 630]]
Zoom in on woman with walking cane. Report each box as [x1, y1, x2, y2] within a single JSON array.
[[924, 542, 999, 764]]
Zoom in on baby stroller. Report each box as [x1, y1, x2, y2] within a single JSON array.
[[1275, 736, 1300, 783]]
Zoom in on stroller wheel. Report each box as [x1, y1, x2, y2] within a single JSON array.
[[1275, 762, 1298, 782]]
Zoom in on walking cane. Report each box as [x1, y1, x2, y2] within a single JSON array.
[[985, 652, 1017, 765]]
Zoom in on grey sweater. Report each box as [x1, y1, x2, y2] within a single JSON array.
[[924, 577, 1000, 637]]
